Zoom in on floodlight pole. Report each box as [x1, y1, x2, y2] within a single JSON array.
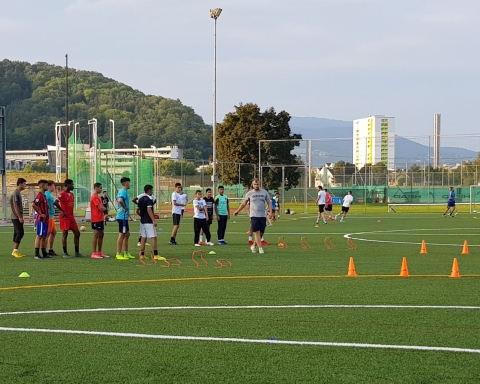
[[88, 119, 98, 189], [133, 144, 139, 197], [151, 145, 157, 198], [109, 119, 115, 195], [210, 8, 222, 193]]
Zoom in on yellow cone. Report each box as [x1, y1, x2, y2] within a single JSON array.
[[19, 272, 30, 278]]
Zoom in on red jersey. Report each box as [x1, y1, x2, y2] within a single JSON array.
[[90, 193, 104, 223], [326, 192, 332, 205], [57, 190, 75, 218], [34, 192, 49, 222]]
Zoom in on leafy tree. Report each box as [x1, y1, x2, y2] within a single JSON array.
[[332, 160, 356, 185], [160, 160, 198, 176], [216, 103, 302, 190], [31, 160, 50, 172]]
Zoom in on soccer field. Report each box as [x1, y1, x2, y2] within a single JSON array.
[[1, 210, 480, 383]]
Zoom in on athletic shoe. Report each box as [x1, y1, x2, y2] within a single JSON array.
[[248, 240, 254, 246], [75, 253, 85, 258], [43, 254, 53, 259], [34, 255, 43, 260], [267, 224, 273, 227], [259, 248, 265, 254], [194, 243, 201, 247], [99, 253, 109, 258], [218, 240, 227, 245], [63, 253, 71, 259], [335, 214, 340, 220], [340, 219, 345, 223], [261, 240, 270, 246], [250, 245, 257, 253], [48, 250, 58, 256], [315, 224, 319, 228], [454, 211, 458, 216], [91, 253, 103, 259], [137, 242, 141, 247], [323, 220, 327, 225], [443, 214, 446, 217], [169, 241, 178, 245], [11, 251, 24, 258], [116, 253, 129, 260], [207, 242, 214, 246], [124, 253, 135, 259], [154, 255, 166, 261]]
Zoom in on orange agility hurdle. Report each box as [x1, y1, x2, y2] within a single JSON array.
[[192, 250, 208, 267], [277, 236, 288, 248], [301, 237, 311, 250], [216, 259, 232, 268], [138, 250, 157, 267], [324, 237, 336, 250], [347, 238, 357, 250], [161, 258, 182, 267]]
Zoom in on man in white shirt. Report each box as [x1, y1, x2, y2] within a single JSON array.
[[315, 185, 327, 225], [170, 183, 186, 245], [193, 190, 214, 246], [335, 191, 354, 222]]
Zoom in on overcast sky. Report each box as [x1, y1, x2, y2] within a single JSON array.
[[2, 0, 480, 139]]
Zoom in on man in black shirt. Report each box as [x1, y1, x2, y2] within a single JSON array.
[[138, 184, 164, 261], [102, 191, 110, 224], [200, 188, 214, 245]]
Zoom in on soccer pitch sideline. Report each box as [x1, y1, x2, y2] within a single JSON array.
[[0, 212, 479, 383]]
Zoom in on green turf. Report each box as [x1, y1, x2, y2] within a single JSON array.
[[1, 212, 480, 383]]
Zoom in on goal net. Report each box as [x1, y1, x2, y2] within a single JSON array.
[[469, 185, 480, 213]]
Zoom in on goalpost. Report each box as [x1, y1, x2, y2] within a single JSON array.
[[469, 185, 480, 213]]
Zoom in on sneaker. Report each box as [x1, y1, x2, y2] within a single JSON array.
[[48, 250, 58, 256], [43, 254, 53, 258], [218, 240, 227, 245], [335, 214, 340, 220], [315, 224, 319, 228], [11, 251, 24, 258], [99, 253, 109, 258], [194, 243, 201, 247], [248, 240, 254, 246], [323, 221, 327, 225], [169, 241, 178, 245], [63, 253, 71, 259], [124, 253, 135, 259], [116, 253, 129, 260], [259, 248, 265, 254], [250, 245, 257, 253], [75, 253, 85, 258], [207, 242, 214, 246], [340, 219, 345, 223], [267, 224, 273, 227], [154, 255, 166, 261], [35, 255, 43, 260], [91, 253, 103, 259], [261, 240, 270, 246], [137, 242, 142, 247], [454, 211, 458, 216]]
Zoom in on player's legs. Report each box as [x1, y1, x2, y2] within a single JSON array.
[[47, 218, 57, 254]]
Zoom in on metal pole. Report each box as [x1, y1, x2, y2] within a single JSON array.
[[282, 166, 285, 214], [258, 141, 262, 186], [65, 54, 69, 179], [133, 145, 139, 197], [212, 16, 217, 192], [0, 107, 7, 220], [110, 120, 115, 197], [308, 139, 312, 188]]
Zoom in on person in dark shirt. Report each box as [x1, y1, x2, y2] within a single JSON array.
[[102, 191, 110, 224]]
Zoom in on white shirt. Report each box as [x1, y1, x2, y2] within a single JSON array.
[[317, 190, 326, 205], [177, 193, 188, 210], [193, 198, 207, 219], [342, 194, 354, 207], [171, 191, 184, 215]]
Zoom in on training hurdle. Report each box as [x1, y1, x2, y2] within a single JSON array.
[[192, 250, 208, 267], [216, 259, 232, 268], [324, 237, 335, 250], [301, 237, 311, 249], [138, 250, 157, 266], [347, 238, 357, 250], [277, 236, 288, 248], [162, 258, 182, 267]]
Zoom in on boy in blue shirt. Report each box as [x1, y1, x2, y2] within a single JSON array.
[[116, 177, 133, 260]]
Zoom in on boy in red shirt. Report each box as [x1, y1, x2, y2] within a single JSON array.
[[90, 183, 108, 258], [54, 179, 84, 258], [31, 180, 50, 260]]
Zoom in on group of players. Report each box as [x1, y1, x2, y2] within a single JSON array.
[[315, 186, 354, 225]]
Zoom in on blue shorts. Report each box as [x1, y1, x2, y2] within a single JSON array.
[[117, 219, 130, 233], [251, 217, 266, 233], [36, 221, 48, 237], [447, 201, 455, 207]]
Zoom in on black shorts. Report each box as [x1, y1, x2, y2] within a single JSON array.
[[318, 204, 325, 213], [251, 217, 266, 233], [342, 206, 350, 213], [326, 205, 333, 212], [91, 221, 104, 231], [117, 219, 130, 233], [172, 213, 182, 226]]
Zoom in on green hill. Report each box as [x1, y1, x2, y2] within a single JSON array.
[[0, 59, 212, 160]]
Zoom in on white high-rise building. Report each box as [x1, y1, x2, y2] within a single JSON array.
[[353, 115, 395, 169]]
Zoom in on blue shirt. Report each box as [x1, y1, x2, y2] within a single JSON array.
[[45, 191, 55, 218], [214, 194, 229, 216], [448, 191, 455, 203], [116, 188, 130, 220], [271, 197, 276, 210]]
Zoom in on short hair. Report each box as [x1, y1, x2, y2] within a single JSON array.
[[94, 183, 102, 189], [206, 188, 212, 193], [317, 186, 323, 190], [144, 184, 153, 193], [103, 190, 108, 193], [195, 189, 202, 194], [38, 179, 48, 185], [120, 177, 130, 184], [64, 179, 73, 186], [47, 180, 55, 186], [251, 178, 259, 183], [175, 182, 182, 188], [325, 189, 328, 192], [348, 190, 352, 194], [218, 185, 224, 190], [17, 178, 27, 186]]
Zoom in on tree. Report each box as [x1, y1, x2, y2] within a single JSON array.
[[333, 160, 356, 185], [160, 160, 198, 176], [216, 103, 302, 190]]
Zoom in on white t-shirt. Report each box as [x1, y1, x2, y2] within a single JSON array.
[[317, 190, 326, 205], [343, 194, 354, 208], [178, 193, 188, 210], [193, 198, 207, 219], [171, 191, 184, 215]]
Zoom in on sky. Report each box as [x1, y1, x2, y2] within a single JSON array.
[[2, 0, 480, 139]]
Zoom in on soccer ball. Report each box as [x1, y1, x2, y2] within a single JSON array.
[[474, 210, 477, 213], [163, 214, 168, 219], [80, 226, 86, 232], [290, 211, 296, 215]]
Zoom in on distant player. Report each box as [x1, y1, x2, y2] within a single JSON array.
[[335, 191, 354, 222], [443, 187, 457, 217], [138, 184, 165, 261], [234, 178, 272, 254], [315, 185, 327, 225], [199, 188, 214, 245], [45, 180, 58, 256], [31, 180, 50, 260], [10, 177, 27, 258], [170, 183, 185, 245], [274, 191, 280, 220], [54, 179, 84, 258], [214, 185, 230, 245], [90, 183, 108, 258], [115, 177, 133, 260], [268, 194, 276, 226], [324, 189, 334, 221]]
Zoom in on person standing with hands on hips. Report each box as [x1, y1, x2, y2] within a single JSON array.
[[115, 177, 134, 260], [193, 190, 214, 246]]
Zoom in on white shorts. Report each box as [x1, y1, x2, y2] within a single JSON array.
[[140, 223, 156, 239]]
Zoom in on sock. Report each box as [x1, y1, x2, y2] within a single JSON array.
[[63, 246, 67, 254], [75, 246, 79, 253], [49, 249, 54, 252], [140, 251, 144, 256], [261, 237, 264, 241], [138, 236, 142, 242], [199, 235, 203, 242], [41, 248, 47, 256], [248, 236, 253, 241], [171, 237, 175, 242], [13, 248, 18, 252], [154, 250, 158, 255], [35, 248, 39, 256]]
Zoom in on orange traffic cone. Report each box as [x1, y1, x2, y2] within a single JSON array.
[[399, 257, 409, 277], [347, 257, 357, 277], [420, 240, 427, 254], [461, 240, 469, 255], [450, 258, 460, 278]]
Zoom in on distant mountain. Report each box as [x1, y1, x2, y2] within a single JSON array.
[[289, 117, 478, 167]]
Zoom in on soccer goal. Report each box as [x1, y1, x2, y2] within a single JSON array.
[[469, 185, 480, 213]]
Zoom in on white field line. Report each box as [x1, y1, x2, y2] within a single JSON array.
[[0, 326, 479, 354], [1, 304, 480, 317]]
